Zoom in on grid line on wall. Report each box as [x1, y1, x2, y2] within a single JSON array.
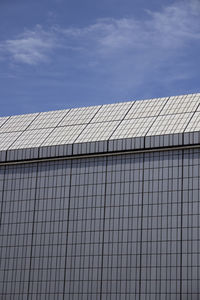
[[27, 162, 39, 297], [99, 156, 108, 300], [180, 149, 184, 300], [0, 165, 6, 228], [62, 159, 73, 299], [138, 152, 145, 299]]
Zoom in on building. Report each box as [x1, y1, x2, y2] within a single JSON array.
[[0, 93, 200, 299]]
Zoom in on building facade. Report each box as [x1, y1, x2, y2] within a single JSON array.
[[0, 93, 200, 299]]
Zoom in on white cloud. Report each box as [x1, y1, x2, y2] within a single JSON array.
[[0, 0, 199, 76], [0, 25, 57, 65], [55, 0, 200, 93], [147, 0, 200, 46], [60, 0, 200, 53]]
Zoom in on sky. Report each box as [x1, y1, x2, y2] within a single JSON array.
[[0, 0, 200, 116]]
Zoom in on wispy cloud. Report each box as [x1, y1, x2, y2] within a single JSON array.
[[147, 0, 200, 46], [0, 0, 199, 90], [54, 0, 200, 93], [0, 25, 57, 65], [60, 0, 200, 54]]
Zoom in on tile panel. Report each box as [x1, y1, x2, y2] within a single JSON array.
[[75, 121, 120, 143], [91, 101, 133, 123], [28, 109, 69, 130], [147, 113, 193, 136]]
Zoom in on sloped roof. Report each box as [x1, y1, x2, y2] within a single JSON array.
[[0, 93, 200, 162]]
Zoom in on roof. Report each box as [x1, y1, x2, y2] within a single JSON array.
[[0, 93, 200, 162]]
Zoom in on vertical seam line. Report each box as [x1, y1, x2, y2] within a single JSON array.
[[27, 162, 39, 297], [63, 159, 73, 299], [180, 148, 184, 298], [100, 155, 108, 300], [138, 151, 145, 299]]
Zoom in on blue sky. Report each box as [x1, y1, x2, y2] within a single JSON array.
[[0, 0, 200, 116]]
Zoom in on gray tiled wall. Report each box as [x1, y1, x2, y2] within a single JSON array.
[[0, 148, 200, 299]]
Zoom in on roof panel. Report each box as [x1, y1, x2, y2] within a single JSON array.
[[9, 128, 53, 150], [196, 97, 200, 111], [91, 102, 133, 123], [0, 113, 39, 133], [0, 93, 199, 151], [0, 116, 10, 128], [59, 105, 101, 126], [28, 109, 69, 130], [0, 132, 22, 151], [75, 121, 120, 143], [146, 113, 193, 136], [125, 97, 168, 119], [185, 111, 200, 132], [110, 117, 156, 139], [41, 124, 86, 146], [161, 94, 200, 115]]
